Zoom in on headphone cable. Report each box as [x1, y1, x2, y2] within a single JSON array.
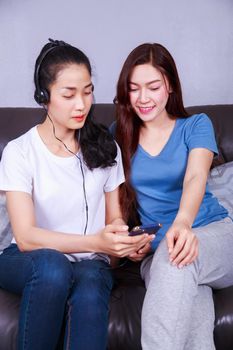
[[45, 110, 89, 235]]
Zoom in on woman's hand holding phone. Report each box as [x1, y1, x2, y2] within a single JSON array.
[[127, 222, 162, 262], [94, 224, 154, 258]]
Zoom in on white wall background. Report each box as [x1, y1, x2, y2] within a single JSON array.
[[0, 0, 232, 107]]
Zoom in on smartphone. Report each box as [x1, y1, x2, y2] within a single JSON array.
[[128, 223, 162, 236]]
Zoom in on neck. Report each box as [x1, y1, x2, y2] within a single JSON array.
[[38, 117, 79, 156], [47, 113, 75, 141], [143, 111, 174, 131]]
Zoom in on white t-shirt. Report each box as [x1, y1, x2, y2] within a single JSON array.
[[0, 126, 125, 261]]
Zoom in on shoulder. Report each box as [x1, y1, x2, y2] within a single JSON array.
[[0, 128, 37, 192], [179, 113, 213, 129], [3, 127, 36, 157], [178, 113, 215, 138], [1, 127, 40, 174], [188, 113, 212, 125], [178, 114, 217, 153]]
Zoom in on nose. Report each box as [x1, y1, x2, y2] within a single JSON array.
[[138, 88, 149, 103], [74, 95, 85, 111]]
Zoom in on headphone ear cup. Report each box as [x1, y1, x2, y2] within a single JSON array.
[[34, 88, 49, 105], [34, 39, 68, 106]]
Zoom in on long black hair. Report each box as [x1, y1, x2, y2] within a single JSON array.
[[115, 43, 189, 223], [34, 39, 117, 170]]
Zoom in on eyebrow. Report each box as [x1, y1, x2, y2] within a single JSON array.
[[129, 79, 161, 85], [62, 83, 93, 91]]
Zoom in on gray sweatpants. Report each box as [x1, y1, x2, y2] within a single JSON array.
[[140, 217, 233, 350]]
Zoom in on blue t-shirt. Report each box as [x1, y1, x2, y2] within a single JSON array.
[[130, 114, 228, 250], [110, 113, 228, 250]]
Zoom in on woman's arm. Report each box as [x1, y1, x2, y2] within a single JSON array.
[[105, 187, 125, 226], [6, 190, 151, 257], [166, 148, 214, 267]]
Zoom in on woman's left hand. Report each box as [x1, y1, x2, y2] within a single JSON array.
[[166, 220, 198, 268]]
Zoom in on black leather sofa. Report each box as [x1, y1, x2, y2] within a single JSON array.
[[0, 104, 233, 350]]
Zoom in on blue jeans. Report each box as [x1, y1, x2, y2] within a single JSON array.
[[0, 244, 114, 350]]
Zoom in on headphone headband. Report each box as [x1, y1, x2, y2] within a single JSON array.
[[34, 38, 69, 105]]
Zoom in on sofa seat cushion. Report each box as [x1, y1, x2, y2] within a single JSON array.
[[208, 161, 233, 219], [0, 288, 19, 350]]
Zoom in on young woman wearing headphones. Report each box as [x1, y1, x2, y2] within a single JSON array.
[[0, 39, 153, 350]]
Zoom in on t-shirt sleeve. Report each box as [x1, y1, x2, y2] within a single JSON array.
[[185, 113, 218, 155], [104, 142, 125, 192], [0, 142, 32, 194]]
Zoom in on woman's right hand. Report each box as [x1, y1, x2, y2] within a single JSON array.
[[93, 224, 154, 258], [127, 242, 152, 262]]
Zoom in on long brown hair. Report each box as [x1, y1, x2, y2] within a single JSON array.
[[115, 43, 189, 225]]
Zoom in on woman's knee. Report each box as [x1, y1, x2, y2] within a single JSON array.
[[72, 260, 113, 303], [28, 248, 73, 291], [148, 238, 197, 283]]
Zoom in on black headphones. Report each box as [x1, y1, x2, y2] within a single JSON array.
[[34, 38, 68, 105]]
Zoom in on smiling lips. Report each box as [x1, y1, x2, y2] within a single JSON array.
[[138, 106, 155, 114], [72, 115, 85, 122]]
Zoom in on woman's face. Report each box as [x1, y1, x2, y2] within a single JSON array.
[[47, 63, 93, 131], [129, 63, 171, 123]]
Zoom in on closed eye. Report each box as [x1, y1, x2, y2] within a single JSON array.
[[63, 95, 74, 99]]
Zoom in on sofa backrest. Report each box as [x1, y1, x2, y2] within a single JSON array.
[[0, 104, 232, 165]]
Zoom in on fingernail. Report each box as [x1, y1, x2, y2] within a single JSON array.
[[178, 264, 183, 269]]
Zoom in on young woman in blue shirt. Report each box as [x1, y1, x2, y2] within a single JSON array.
[[113, 43, 233, 350]]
